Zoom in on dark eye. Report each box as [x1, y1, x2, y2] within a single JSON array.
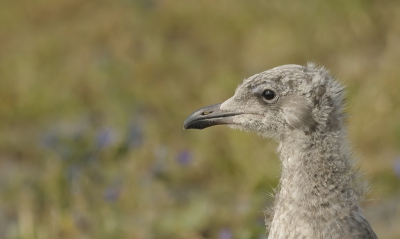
[[262, 89, 276, 101]]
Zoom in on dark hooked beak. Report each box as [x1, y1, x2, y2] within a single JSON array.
[[183, 103, 242, 130]]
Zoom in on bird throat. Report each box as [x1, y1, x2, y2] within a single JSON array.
[[268, 129, 360, 238]]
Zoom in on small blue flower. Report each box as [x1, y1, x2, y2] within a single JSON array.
[[96, 128, 116, 149], [218, 228, 232, 239], [394, 157, 400, 178], [177, 150, 192, 166], [103, 181, 122, 202]]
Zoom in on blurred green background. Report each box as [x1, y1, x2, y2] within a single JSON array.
[[0, 0, 399, 238]]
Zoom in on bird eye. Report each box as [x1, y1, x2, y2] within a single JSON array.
[[262, 89, 276, 101]]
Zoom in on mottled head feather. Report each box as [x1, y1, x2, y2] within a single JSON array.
[[221, 63, 346, 140]]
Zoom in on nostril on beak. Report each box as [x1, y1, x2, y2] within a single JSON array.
[[201, 111, 213, 115]]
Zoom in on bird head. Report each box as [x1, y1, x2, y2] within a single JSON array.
[[184, 63, 345, 140]]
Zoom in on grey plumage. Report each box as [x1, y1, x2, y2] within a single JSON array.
[[183, 63, 378, 239]]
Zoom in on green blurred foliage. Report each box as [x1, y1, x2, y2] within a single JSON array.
[[0, 0, 399, 238]]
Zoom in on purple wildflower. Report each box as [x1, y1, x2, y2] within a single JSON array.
[[103, 180, 122, 202], [218, 228, 232, 239], [177, 150, 192, 166], [96, 128, 116, 149], [103, 186, 121, 202], [394, 157, 400, 178]]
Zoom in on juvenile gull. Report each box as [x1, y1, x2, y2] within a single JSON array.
[[184, 63, 378, 239]]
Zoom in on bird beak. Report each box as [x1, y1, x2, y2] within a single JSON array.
[[183, 103, 242, 130]]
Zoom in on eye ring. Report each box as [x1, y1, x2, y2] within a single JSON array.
[[262, 89, 276, 101]]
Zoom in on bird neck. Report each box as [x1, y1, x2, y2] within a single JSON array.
[[268, 128, 365, 238]]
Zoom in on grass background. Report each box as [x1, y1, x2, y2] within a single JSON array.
[[0, 0, 399, 238]]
